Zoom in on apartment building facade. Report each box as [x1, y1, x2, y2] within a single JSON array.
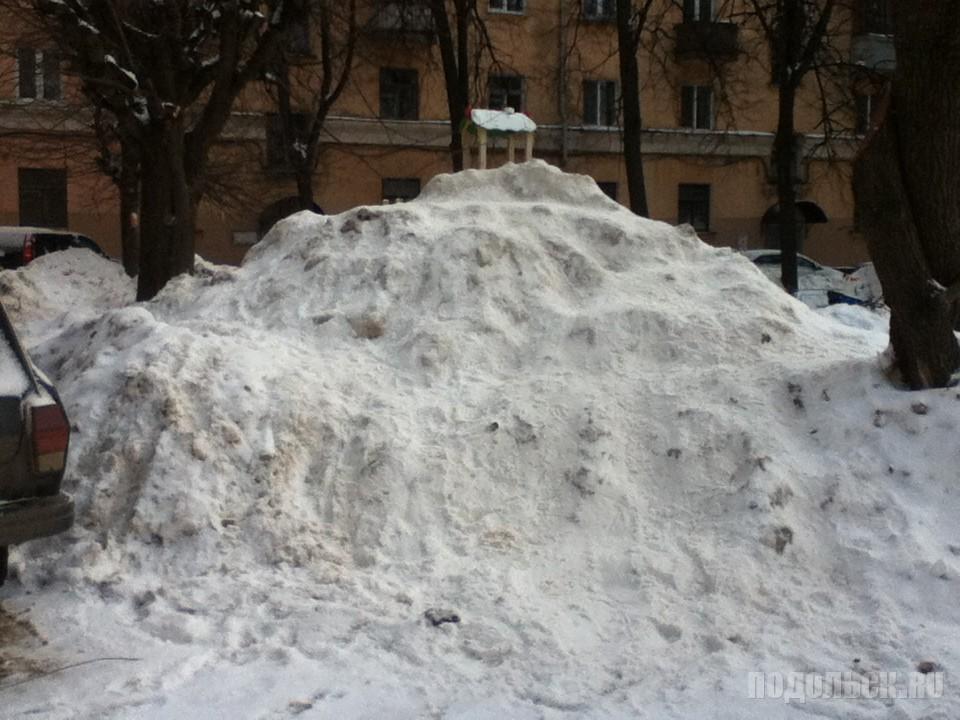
[[0, 0, 893, 267]]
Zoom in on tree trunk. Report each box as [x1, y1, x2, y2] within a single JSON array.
[[119, 139, 140, 278], [774, 86, 799, 295], [430, 0, 469, 172], [853, 1, 960, 389], [615, 0, 649, 217], [137, 123, 195, 301], [295, 167, 315, 210]]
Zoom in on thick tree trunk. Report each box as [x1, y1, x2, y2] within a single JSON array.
[[137, 124, 195, 301], [430, 0, 468, 172], [853, 1, 960, 389], [295, 168, 315, 210], [119, 140, 140, 278], [615, 0, 649, 217], [774, 87, 799, 295], [448, 111, 465, 172]]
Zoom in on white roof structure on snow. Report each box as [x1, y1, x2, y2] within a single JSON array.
[[461, 107, 537, 170], [469, 107, 537, 133]]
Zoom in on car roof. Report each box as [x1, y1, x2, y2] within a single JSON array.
[[0, 226, 75, 233], [0, 226, 87, 239]]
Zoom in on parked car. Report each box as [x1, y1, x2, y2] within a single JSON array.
[[742, 249, 868, 308], [0, 298, 73, 585], [0, 226, 107, 270]]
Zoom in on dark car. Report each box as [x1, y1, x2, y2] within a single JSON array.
[[0, 226, 107, 270], [0, 298, 74, 585]]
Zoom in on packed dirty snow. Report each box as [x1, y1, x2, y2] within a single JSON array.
[[1, 162, 957, 719], [0, 247, 134, 345]]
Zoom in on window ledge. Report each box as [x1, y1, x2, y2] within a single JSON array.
[[582, 15, 615, 23], [8, 97, 65, 105], [488, 8, 526, 16]]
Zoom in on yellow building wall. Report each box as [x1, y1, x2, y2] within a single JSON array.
[[0, 0, 871, 269]]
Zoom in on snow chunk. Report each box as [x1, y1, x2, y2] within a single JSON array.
[[418, 158, 618, 208], [0, 248, 134, 345]]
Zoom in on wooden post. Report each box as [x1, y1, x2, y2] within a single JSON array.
[[525, 132, 534, 161], [478, 127, 488, 169], [507, 134, 516, 163]]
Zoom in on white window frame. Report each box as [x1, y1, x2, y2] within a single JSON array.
[[382, 177, 421, 204], [489, 0, 525, 15], [678, 183, 711, 231], [583, 79, 618, 128], [855, 93, 875, 135], [488, 75, 525, 112], [379, 67, 420, 121], [684, 0, 714, 22], [17, 48, 61, 101], [681, 84, 714, 130], [583, 0, 615, 20]]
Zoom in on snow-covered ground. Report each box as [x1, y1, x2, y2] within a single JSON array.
[[1, 162, 957, 719]]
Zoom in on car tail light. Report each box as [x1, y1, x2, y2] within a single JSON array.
[[31, 403, 69, 473], [22, 234, 35, 264]]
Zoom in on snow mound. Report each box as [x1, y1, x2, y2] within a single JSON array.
[[8, 163, 959, 719], [0, 248, 134, 344], [417, 159, 617, 208]]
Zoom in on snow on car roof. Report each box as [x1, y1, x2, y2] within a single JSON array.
[[0, 306, 30, 396], [0, 337, 29, 396]]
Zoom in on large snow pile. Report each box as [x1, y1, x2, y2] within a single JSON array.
[[2, 162, 958, 719]]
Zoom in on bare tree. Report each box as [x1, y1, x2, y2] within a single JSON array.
[[266, 0, 358, 210], [614, 0, 660, 216], [854, 1, 960, 389], [428, 0, 504, 171], [92, 108, 140, 277], [735, 0, 848, 294], [10, 0, 300, 300]]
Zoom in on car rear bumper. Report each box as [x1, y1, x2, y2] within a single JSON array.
[[0, 492, 74, 546]]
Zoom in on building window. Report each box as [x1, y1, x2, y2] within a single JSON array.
[[681, 85, 713, 129], [583, 80, 617, 127], [382, 178, 420, 203], [583, 0, 614, 21], [678, 184, 710, 231], [489, 0, 524, 13], [597, 182, 618, 201], [489, 75, 524, 111], [18, 48, 61, 100], [683, 0, 713, 22], [265, 113, 310, 169], [19, 168, 67, 228], [380, 68, 419, 120]]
